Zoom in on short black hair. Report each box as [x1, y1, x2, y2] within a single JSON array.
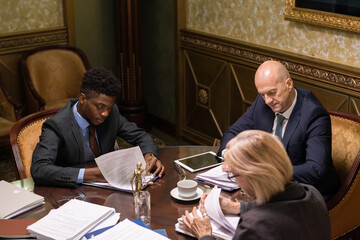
[[81, 67, 120, 97]]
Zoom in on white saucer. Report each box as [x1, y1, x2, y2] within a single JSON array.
[[170, 187, 203, 201]]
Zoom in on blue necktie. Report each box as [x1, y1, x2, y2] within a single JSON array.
[[275, 114, 285, 140]]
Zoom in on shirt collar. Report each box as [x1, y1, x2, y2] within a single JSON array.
[[72, 101, 91, 130], [277, 89, 297, 119]]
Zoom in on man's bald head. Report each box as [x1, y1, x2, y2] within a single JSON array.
[[254, 61, 295, 113], [255, 60, 290, 85]]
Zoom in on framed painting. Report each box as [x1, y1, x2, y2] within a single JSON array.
[[285, 0, 360, 33]]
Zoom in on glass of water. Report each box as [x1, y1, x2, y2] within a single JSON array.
[[134, 191, 151, 225]]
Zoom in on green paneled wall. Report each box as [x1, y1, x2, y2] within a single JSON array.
[[73, 0, 117, 75], [140, 0, 176, 124], [73, 0, 176, 124]]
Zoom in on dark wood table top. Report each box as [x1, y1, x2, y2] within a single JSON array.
[[14, 145, 221, 240]]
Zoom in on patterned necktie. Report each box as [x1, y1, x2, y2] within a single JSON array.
[[88, 126, 100, 157], [275, 114, 286, 140]]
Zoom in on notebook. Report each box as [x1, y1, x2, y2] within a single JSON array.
[[0, 180, 44, 219]]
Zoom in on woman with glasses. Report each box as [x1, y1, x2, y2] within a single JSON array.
[[181, 130, 331, 240]]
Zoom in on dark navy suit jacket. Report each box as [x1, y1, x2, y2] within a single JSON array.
[[218, 88, 340, 201]]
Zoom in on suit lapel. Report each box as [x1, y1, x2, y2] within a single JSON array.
[[282, 90, 303, 148], [70, 112, 85, 162], [262, 107, 275, 132]]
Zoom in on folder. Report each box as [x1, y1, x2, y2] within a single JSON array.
[[0, 180, 44, 219]]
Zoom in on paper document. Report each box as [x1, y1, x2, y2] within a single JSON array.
[[27, 199, 116, 240], [194, 165, 240, 191], [175, 187, 240, 240], [204, 186, 239, 234], [84, 146, 155, 192], [90, 219, 169, 240]]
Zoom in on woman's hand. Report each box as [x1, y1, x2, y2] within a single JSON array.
[[219, 195, 241, 215], [200, 193, 240, 215], [182, 205, 212, 239]]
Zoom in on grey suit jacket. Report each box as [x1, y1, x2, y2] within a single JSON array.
[[200, 182, 331, 240], [31, 99, 158, 187]]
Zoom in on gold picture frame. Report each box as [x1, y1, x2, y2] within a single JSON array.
[[285, 0, 360, 33]]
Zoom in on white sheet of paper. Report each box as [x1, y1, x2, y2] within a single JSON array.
[[204, 186, 238, 234], [27, 199, 115, 240], [176, 209, 234, 240], [95, 146, 146, 189], [90, 219, 169, 240], [196, 165, 239, 189]]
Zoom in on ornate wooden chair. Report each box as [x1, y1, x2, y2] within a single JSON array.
[[9, 108, 59, 179], [326, 110, 360, 240], [19, 45, 90, 115], [0, 72, 23, 145]]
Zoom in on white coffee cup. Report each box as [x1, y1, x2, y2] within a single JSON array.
[[177, 179, 198, 198]]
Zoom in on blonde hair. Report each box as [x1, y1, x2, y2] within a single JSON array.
[[224, 130, 293, 204]]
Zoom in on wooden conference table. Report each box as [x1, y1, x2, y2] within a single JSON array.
[[14, 146, 225, 240]]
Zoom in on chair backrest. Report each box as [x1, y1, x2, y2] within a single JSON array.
[[20, 45, 90, 114], [0, 72, 23, 142], [9, 108, 59, 179], [330, 110, 360, 183], [327, 110, 360, 239]]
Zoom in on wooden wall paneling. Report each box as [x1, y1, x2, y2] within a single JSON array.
[[182, 50, 228, 145], [294, 81, 349, 112], [116, 0, 148, 128], [229, 63, 258, 124], [350, 98, 360, 115], [179, 30, 360, 145]]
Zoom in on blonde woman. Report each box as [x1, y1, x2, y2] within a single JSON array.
[[182, 130, 331, 240]]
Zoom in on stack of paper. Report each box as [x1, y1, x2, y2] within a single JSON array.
[[27, 199, 119, 240], [84, 146, 156, 192], [194, 165, 240, 191], [175, 187, 240, 240], [0, 180, 44, 219], [88, 219, 169, 240]]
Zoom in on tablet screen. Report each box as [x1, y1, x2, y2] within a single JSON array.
[[174, 151, 221, 172]]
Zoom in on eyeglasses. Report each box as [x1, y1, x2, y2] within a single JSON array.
[[174, 162, 186, 180], [227, 172, 240, 182]]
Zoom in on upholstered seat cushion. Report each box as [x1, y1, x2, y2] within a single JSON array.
[[331, 115, 360, 182]]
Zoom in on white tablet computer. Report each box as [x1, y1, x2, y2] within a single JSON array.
[[174, 151, 222, 172]]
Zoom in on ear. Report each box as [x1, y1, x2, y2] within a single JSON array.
[[78, 93, 86, 104], [285, 77, 293, 91]]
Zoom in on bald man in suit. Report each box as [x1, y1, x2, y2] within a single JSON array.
[[218, 60, 339, 201]]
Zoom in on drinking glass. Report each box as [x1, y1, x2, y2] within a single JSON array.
[[134, 191, 151, 225]]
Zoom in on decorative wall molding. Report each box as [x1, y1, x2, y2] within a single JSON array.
[[181, 31, 360, 91], [0, 28, 68, 54]]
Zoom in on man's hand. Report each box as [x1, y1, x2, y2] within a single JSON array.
[[144, 153, 165, 178], [83, 167, 107, 182]]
